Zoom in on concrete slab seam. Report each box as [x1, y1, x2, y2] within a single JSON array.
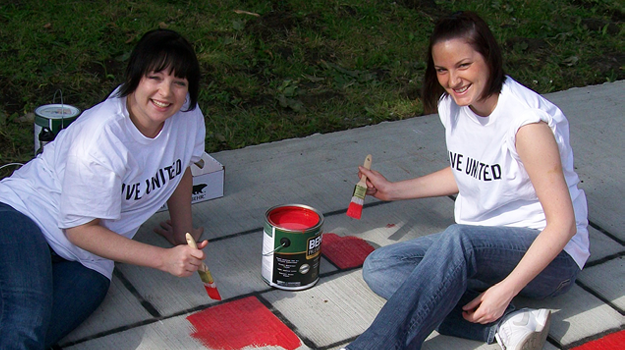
[[255, 293, 318, 349], [588, 220, 625, 246], [113, 269, 161, 318], [575, 279, 625, 316]]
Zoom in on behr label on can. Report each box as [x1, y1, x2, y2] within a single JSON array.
[[262, 204, 324, 291]]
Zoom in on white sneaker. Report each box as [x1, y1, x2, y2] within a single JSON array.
[[495, 308, 551, 350]]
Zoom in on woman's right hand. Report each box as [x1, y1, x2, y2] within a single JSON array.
[[161, 239, 208, 277], [358, 166, 396, 201]]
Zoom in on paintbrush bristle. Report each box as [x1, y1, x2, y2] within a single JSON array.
[[198, 267, 222, 300], [204, 285, 222, 300], [346, 201, 363, 219], [346, 183, 366, 219]]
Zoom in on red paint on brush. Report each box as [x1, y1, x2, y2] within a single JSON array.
[[321, 233, 375, 269], [268, 205, 320, 230], [187, 296, 301, 350], [571, 330, 625, 350], [346, 201, 363, 220], [204, 285, 222, 301]]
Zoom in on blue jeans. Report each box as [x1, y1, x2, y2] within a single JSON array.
[[0, 202, 110, 349], [348, 224, 580, 350]]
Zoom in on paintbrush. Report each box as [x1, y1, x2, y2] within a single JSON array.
[[346, 154, 372, 220], [185, 233, 222, 300]]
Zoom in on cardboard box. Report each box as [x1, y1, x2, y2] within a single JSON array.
[[158, 152, 224, 212]]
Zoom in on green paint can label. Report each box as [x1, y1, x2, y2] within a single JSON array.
[[262, 204, 324, 290], [34, 104, 81, 154]]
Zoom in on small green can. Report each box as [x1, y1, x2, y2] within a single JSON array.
[[261, 204, 324, 290], [34, 104, 81, 154]]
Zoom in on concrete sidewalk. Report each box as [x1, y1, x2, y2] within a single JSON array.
[[59, 80, 624, 350]]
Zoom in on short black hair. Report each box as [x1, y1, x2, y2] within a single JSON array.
[[422, 11, 506, 113], [117, 29, 200, 111]]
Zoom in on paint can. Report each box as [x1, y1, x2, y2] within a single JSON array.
[[262, 204, 324, 290], [34, 104, 81, 154]]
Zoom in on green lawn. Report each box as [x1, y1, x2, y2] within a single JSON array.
[[0, 0, 623, 177]]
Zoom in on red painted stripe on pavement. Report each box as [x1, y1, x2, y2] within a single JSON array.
[[187, 296, 301, 350], [571, 330, 625, 350], [321, 233, 375, 269]]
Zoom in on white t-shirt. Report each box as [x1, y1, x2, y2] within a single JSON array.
[[0, 87, 205, 279], [438, 77, 589, 269]]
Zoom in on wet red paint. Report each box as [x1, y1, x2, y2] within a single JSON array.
[[187, 296, 301, 350], [268, 205, 320, 230], [321, 233, 375, 269], [204, 285, 222, 300], [386, 223, 396, 228], [571, 330, 625, 350]]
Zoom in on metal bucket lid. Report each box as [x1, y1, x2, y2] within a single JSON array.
[[35, 104, 81, 119]]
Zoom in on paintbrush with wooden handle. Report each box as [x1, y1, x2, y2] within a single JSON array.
[[347, 154, 372, 219], [185, 233, 222, 300]]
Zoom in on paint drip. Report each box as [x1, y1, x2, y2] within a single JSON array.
[[262, 204, 324, 290]]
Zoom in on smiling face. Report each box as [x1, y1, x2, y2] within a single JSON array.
[[126, 69, 189, 138], [432, 38, 498, 117]]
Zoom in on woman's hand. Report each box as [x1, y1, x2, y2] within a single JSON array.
[[358, 166, 396, 201], [154, 219, 204, 246], [160, 239, 209, 277], [462, 282, 516, 324]]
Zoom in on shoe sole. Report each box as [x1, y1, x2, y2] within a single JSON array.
[[517, 310, 551, 350]]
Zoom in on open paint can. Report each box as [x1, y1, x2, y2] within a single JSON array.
[[262, 204, 324, 290], [34, 104, 81, 154]]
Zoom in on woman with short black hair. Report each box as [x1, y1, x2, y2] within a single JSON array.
[[0, 29, 208, 348]]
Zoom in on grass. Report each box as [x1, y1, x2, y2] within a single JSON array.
[[0, 0, 623, 177]]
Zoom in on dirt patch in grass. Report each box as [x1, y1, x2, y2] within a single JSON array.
[[299, 91, 345, 107], [505, 37, 549, 54], [244, 11, 299, 41], [589, 51, 625, 77]]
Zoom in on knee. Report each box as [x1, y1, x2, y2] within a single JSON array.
[[362, 248, 386, 284], [439, 224, 474, 247]]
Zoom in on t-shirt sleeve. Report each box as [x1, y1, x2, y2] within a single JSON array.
[[437, 95, 451, 129], [59, 148, 123, 229], [506, 108, 551, 161], [189, 107, 206, 165]]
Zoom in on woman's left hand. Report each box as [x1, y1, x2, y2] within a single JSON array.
[[154, 219, 204, 246], [461, 282, 516, 324]]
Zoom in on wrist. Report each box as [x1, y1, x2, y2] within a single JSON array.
[[498, 278, 523, 299], [154, 246, 170, 272]]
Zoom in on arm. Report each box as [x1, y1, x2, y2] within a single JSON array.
[[463, 121, 577, 323], [358, 165, 458, 201], [154, 167, 204, 245], [65, 219, 208, 277]]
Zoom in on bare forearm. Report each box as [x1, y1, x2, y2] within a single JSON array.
[[500, 224, 576, 296], [388, 167, 458, 201], [167, 167, 194, 244], [66, 222, 166, 270]]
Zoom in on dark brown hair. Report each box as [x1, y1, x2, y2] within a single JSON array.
[[117, 29, 200, 111], [422, 11, 506, 113]]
